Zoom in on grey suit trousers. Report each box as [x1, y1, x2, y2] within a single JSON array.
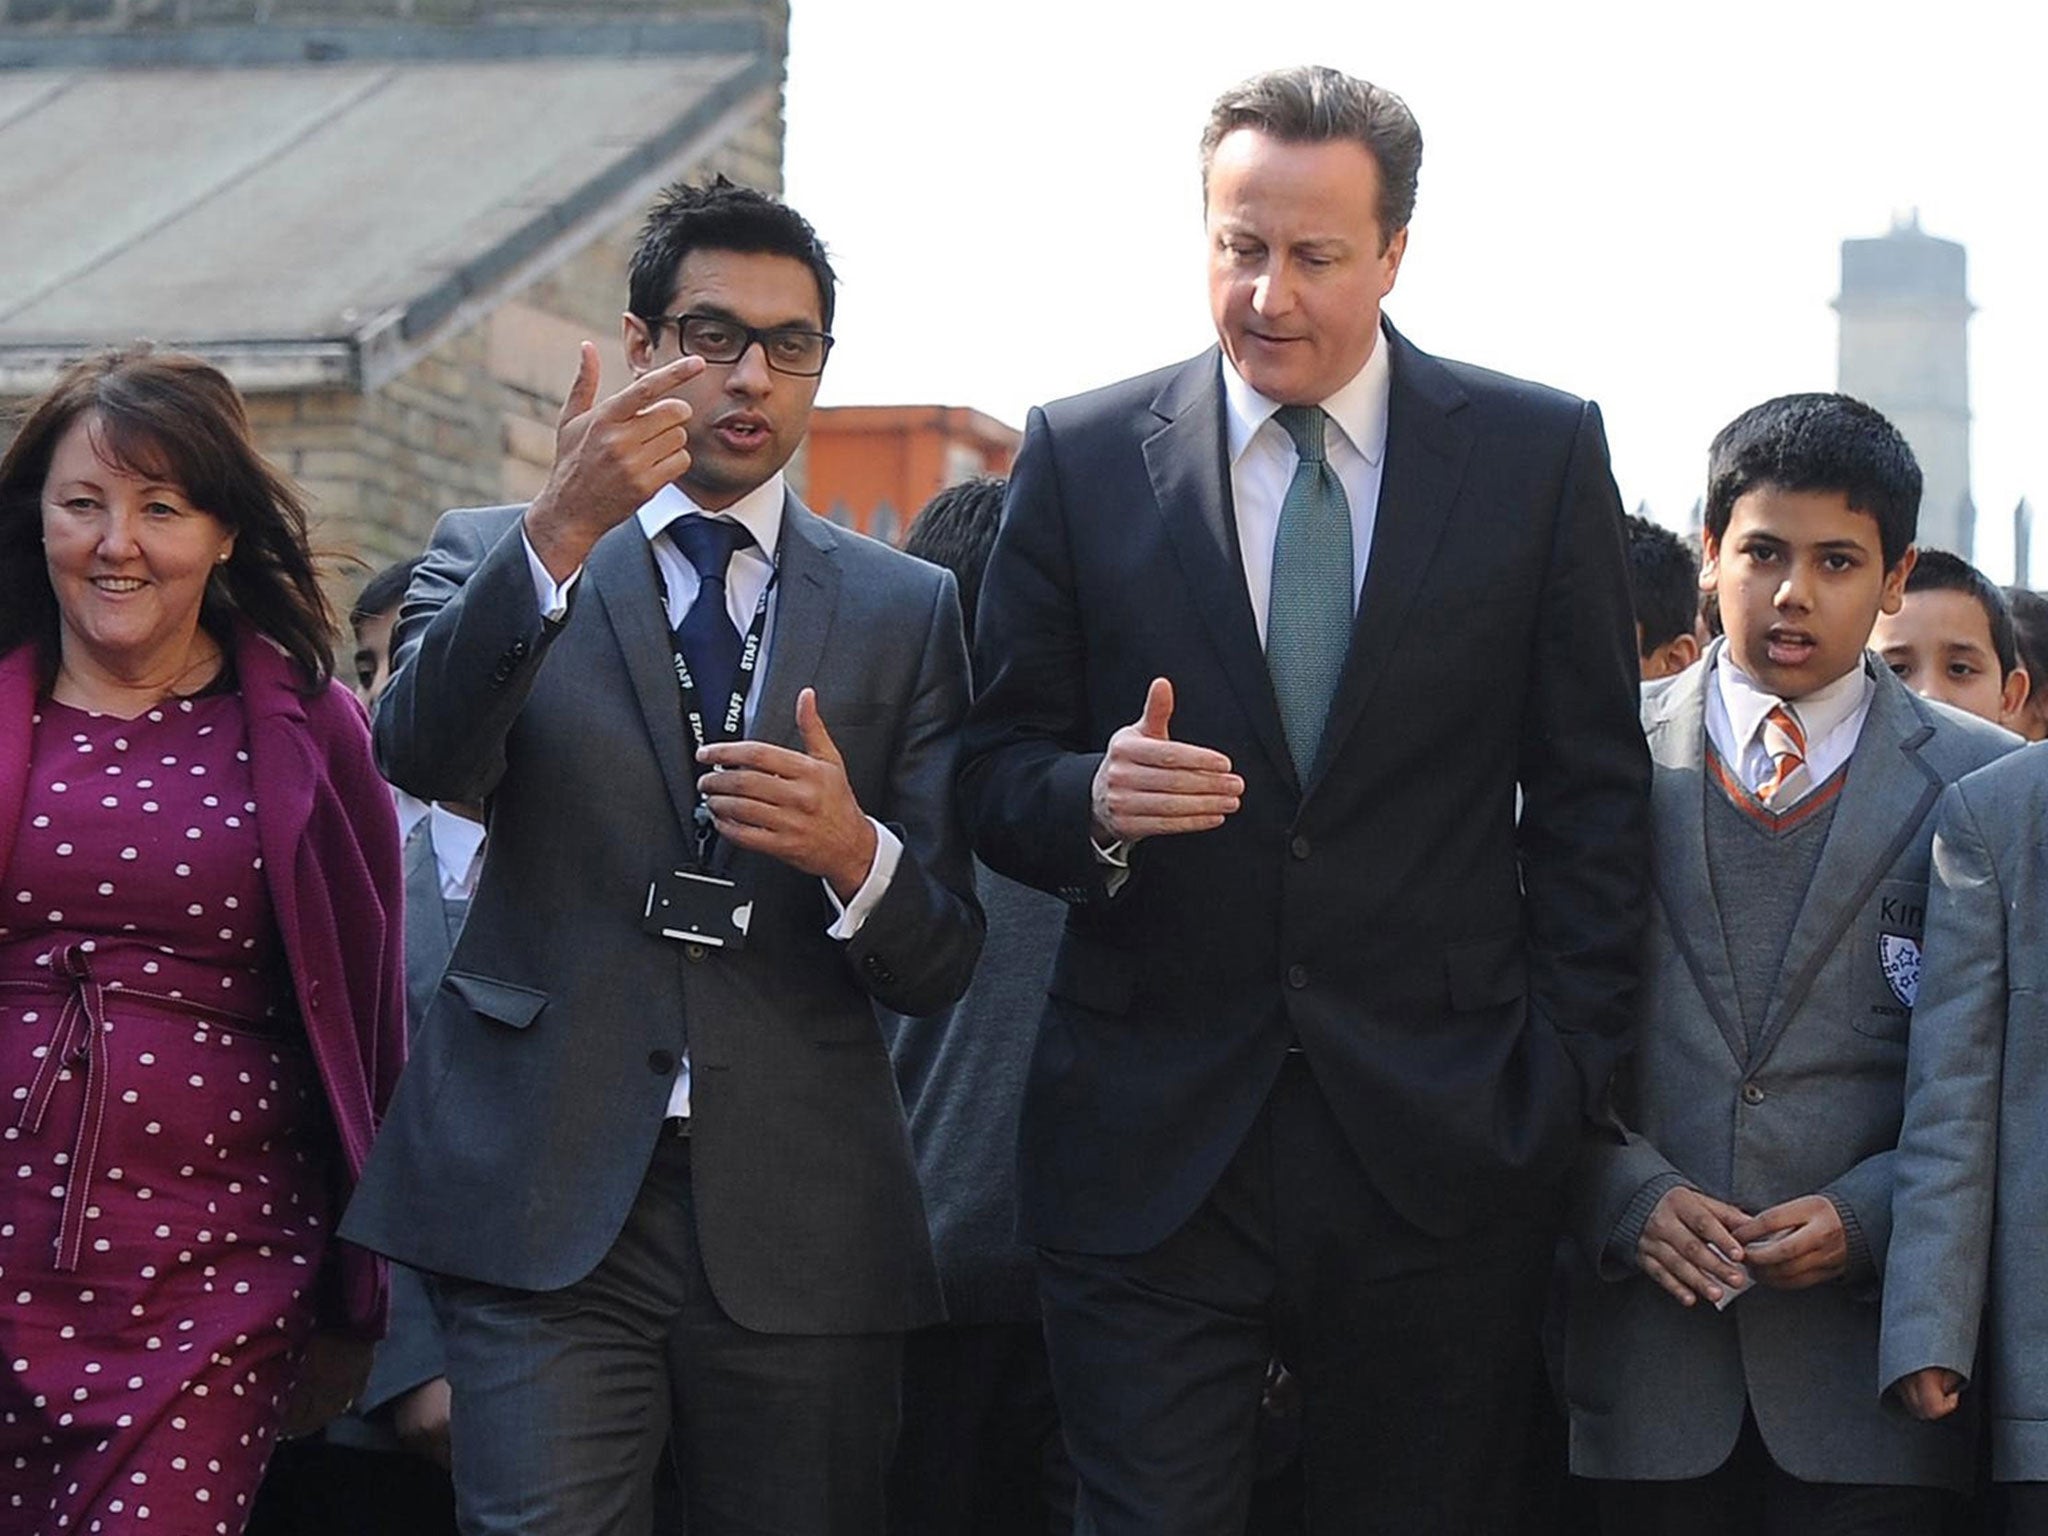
[[432, 1134, 900, 1536]]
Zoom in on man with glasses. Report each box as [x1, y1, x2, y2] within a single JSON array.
[[342, 178, 983, 1536]]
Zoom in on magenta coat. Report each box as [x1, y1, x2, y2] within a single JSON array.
[[0, 627, 406, 1338]]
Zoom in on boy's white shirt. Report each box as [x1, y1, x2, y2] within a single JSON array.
[[1705, 650, 1876, 806]]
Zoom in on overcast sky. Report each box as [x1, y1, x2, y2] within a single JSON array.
[[783, 0, 2046, 579]]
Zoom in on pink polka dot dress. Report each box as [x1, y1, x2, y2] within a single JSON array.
[[1, 694, 335, 1535]]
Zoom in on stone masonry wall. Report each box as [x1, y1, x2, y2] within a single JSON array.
[[255, 91, 785, 609]]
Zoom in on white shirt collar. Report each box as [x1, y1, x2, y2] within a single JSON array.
[[1714, 648, 1873, 755], [634, 473, 786, 560], [1221, 327, 1392, 469], [427, 802, 487, 898]]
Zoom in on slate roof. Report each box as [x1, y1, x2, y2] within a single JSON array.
[[0, 14, 777, 389]]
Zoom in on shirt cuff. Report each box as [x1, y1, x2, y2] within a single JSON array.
[[523, 528, 582, 622], [1091, 833, 1131, 898], [824, 819, 902, 939]]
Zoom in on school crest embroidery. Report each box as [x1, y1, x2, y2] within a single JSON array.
[[1880, 933, 1922, 1010]]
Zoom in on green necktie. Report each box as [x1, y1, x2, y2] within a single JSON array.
[[1266, 404, 1354, 776]]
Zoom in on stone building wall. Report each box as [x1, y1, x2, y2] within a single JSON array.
[[255, 90, 785, 597]]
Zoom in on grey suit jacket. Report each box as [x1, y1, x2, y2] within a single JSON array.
[[339, 498, 982, 1334], [1566, 647, 2015, 1489], [1882, 745, 2048, 1480], [349, 817, 466, 1423]]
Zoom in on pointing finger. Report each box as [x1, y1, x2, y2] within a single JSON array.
[[615, 351, 708, 414]]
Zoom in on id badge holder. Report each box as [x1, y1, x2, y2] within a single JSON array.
[[644, 867, 754, 951]]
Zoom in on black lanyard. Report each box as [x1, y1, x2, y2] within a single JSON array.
[[658, 544, 778, 864]]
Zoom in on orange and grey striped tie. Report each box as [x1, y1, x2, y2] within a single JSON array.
[[1758, 704, 1810, 806]]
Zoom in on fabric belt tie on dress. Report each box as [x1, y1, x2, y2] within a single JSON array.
[[5, 943, 263, 1273]]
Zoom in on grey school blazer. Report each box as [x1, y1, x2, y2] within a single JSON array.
[[1567, 649, 2015, 1489], [339, 498, 982, 1335], [1882, 745, 2048, 1482]]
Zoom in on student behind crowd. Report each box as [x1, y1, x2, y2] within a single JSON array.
[[2003, 585, 2048, 741], [1884, 622, 2048, 1536], [883, 478, 1076, 1536], [1870, 549, 2032, 732], [248, 557, 462, 1534], [1627, 512, 1706, 680], [1567, 393, 2018, 1535]]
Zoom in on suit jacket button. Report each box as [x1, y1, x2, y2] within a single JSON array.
[[1741, 1082, 1765, 1106], [648, 1049, 676, 1076], [1286, 964, 1309, 990], [1290, 835, 1311, 860]]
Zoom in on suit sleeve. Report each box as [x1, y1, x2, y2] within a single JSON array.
[[1878, 782, 2005, 1393], [354, 1261, 446, 1417], [958, 407, 1115, 904], [374, 508, 559, 805], [1570, 1118, 1691, 1281], [1515, 401, 1653, 1117], [838, 569, 986, 1017]]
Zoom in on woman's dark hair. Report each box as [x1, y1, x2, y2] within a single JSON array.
[[0, 346, 337, 692]]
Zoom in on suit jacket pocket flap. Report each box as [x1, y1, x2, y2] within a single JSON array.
[[1046, 935, 1142, 1017], [1443, 936, 1527, 1011], [444, 972, 549, 1030]]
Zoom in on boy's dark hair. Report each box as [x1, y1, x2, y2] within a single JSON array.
[[2006, 586, 2048, 687], [903, 477, 1006, 638], [1624, 513, 1700, 655], [628, 177, 837, 333], [350, 556, 421, 633], [1904, 549, 2020, 678], [1705, 393, 1921, 570]]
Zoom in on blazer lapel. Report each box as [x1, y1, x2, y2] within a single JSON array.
[[1645, 652, 1750, 1067], [588, 521, 700, 837], [1748, 667, 1943, 1066], [1140, 351, 1297, 790], [0, 646, 40, 883], [1307, 325, 1472, 793], [749, 494, 840, 755]]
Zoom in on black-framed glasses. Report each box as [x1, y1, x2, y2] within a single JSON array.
[[645, 312, 835, 377]]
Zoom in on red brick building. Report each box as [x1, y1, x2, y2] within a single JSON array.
[[805, 405, 1019, 546]]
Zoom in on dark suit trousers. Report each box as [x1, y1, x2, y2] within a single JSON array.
[[1038, 1054, 1555, 1536], [431, 1134, 902, 1536], [1596, 1408, 1954, 1536], [888, 1320, 1074, 1536]]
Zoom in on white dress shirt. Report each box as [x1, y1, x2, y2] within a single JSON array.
[[427, 802, 488, 901], [1220, 335, 1392, 642], [1094, 343, 1395, 888], [522, 475, 903, 1116], [1705, 649, 1875, 805]]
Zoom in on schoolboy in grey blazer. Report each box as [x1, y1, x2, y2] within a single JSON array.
[[1883, 746, 2048, 1534], [1567, 395, 2017, 1534]]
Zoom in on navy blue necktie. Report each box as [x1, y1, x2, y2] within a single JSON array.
[[668, 517, 751, 741]]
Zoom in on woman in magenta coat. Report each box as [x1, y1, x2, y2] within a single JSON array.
[[0, 348, 406, 1535]]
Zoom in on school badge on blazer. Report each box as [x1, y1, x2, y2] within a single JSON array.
[[1880, 933, 1922, 1009], [1862, 879, 1928, 1037]]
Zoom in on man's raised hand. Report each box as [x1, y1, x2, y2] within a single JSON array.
[[524, 342, 707, 580], [1091, 678, 1243, 844], [697, 689, 878, 902]]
